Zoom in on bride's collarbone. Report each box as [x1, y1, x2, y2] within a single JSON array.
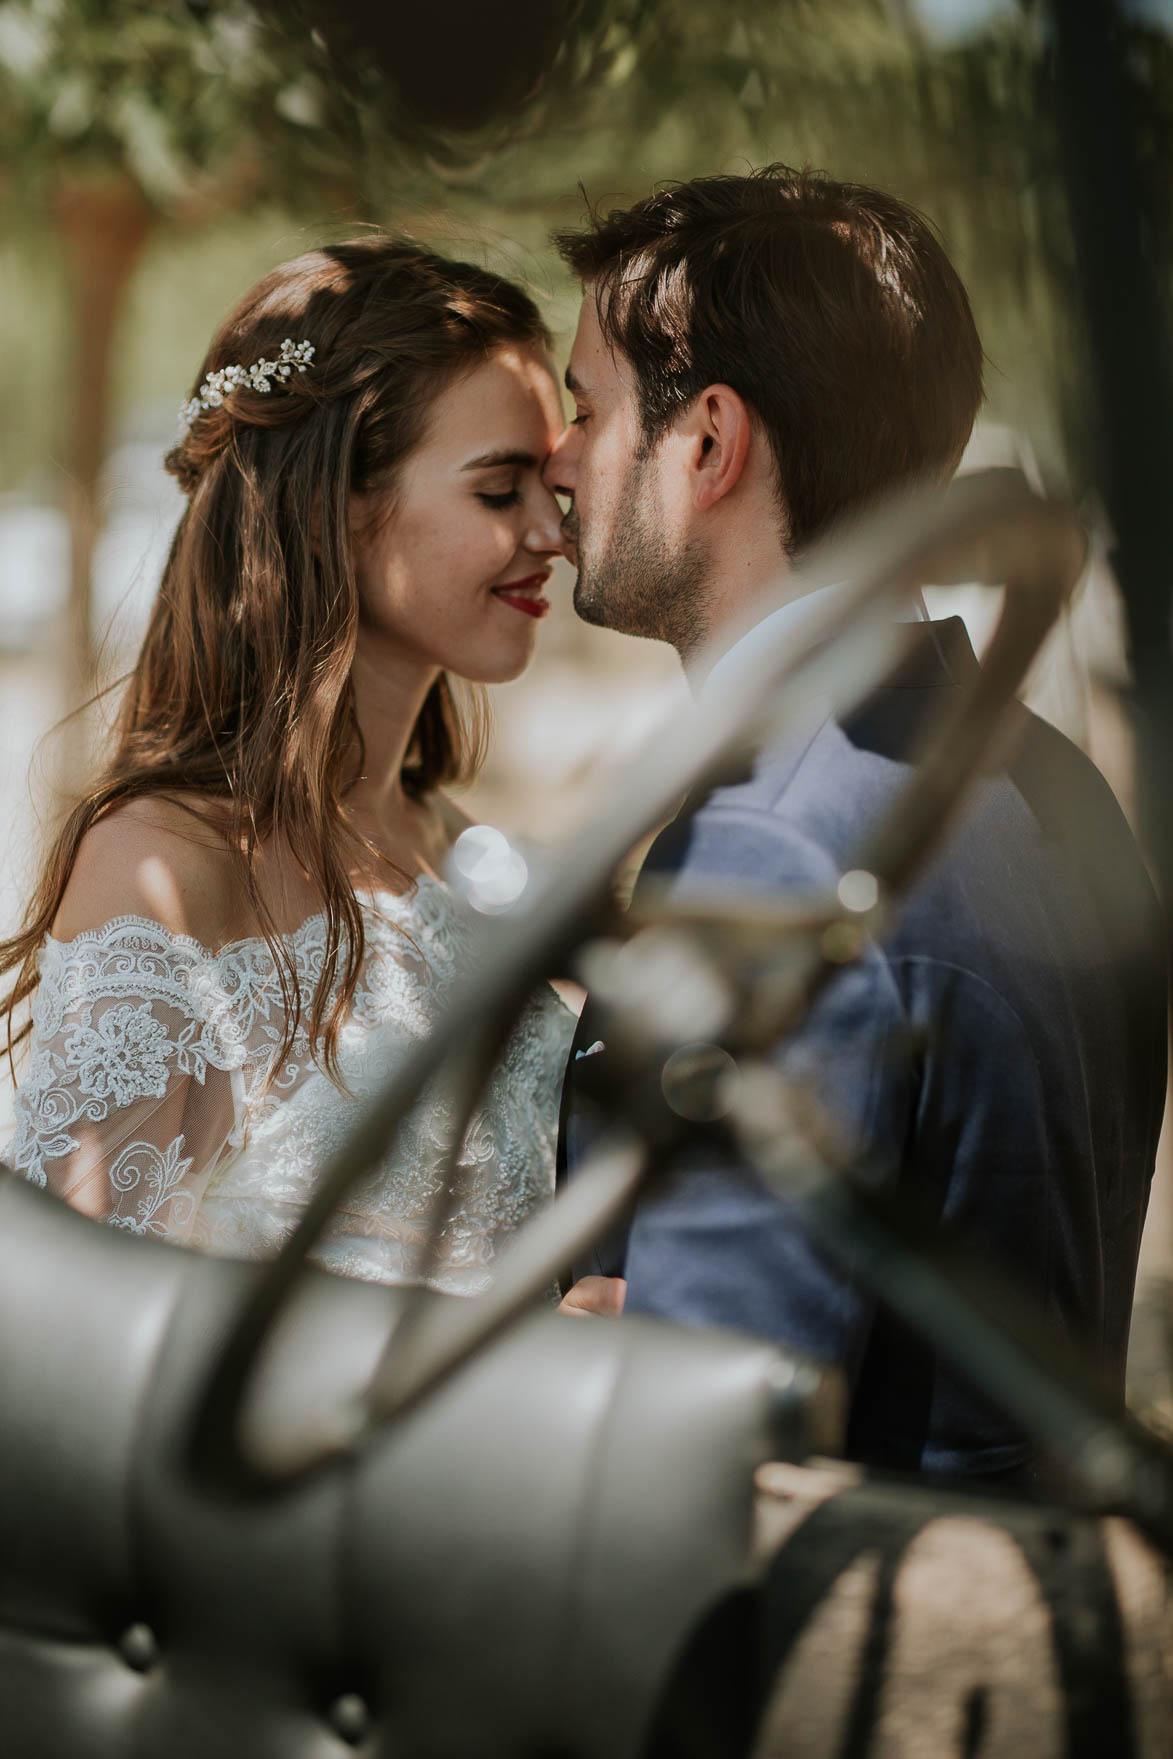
[[54, 791, 461, 951], [341, 788, 468, 896]]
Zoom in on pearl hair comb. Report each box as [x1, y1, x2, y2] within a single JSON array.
[[179, 337, 316, 430]]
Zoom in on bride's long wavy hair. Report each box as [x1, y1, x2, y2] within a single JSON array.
[[1, 237, 551, 1074]]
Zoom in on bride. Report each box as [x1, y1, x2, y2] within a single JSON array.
[[0, 237, 619, 1312]]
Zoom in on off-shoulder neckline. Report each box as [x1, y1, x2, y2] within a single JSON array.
[[43, 871, 454, 962]]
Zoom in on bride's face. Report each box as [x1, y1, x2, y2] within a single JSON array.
[[349, 344, 567, 685]]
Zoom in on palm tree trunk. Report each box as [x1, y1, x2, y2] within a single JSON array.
[[53, 174, 152, 786]]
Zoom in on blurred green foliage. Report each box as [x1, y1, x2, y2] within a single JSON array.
[[0, 0, 360, 206], [0, 0, 1170, 496]]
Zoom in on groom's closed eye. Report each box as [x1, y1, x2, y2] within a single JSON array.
[[564, 366, 591, 412]]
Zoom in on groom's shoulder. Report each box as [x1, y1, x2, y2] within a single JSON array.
[[646, 715, 874, 886], [643, 724, 851, 899]]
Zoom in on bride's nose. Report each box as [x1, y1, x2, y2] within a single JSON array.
[[524, 481, 569, 558]]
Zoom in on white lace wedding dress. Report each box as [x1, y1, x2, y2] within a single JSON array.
[[3, 874, 575, 1295]]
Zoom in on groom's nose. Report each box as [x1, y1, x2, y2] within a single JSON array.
[[542, 424, 578, 499]]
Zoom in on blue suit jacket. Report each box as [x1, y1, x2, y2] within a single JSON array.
[[559, 618, 1167, 1479]]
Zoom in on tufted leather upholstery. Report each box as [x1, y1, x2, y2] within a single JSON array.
[[0, 1170, 826, 1758]]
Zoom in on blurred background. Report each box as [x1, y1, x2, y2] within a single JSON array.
[[0, 0, 1170, 1365]]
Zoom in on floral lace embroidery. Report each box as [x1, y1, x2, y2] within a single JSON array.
[[3, 878, 575, 1292], [109, 1137, 197, 1238], [64, 1005, 175, 1108]]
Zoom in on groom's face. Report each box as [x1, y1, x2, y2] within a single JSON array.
[[544, 295, 708, 654]]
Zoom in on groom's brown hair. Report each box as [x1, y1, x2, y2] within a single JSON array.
[[554, 165, 983, 552]]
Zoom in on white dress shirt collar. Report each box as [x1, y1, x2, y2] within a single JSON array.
[[696, 583, 929, 705]]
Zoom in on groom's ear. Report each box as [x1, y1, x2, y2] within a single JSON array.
[[687, 385, 753, 511]]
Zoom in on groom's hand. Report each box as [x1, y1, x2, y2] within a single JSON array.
[[558, 1275, 627, 1317]]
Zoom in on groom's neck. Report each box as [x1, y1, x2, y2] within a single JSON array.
[[678, 530, 794, 688]]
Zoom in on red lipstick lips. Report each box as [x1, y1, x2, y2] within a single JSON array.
[[491, 573, 551, 620]]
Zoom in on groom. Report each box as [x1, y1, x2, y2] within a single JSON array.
[[546, 166, 1168, 1483]]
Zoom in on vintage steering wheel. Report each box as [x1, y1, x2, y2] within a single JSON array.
[[188, 469, 1162, 1540]]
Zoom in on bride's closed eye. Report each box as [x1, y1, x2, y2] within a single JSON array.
[[477, 489, 522, 509]]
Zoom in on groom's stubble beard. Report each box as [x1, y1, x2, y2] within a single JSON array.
[[566, 450, 709, 660]]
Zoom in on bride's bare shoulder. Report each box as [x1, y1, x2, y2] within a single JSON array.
[[52, 794, 240, 946]]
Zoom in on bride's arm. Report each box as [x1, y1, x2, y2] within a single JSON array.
[[6, 801, 246, 1239], [558, 1275, 627, 1316], [50, 794, 239, 947]]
